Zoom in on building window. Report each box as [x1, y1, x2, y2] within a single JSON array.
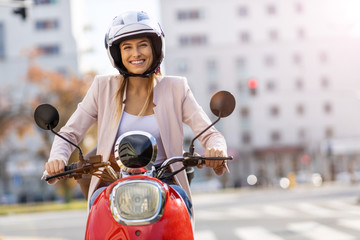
[[325, 127, 333, 138], [293, 53, 302, 65], [242, 132, 251, 144], [295, 77, 304, 90], [38, 44, 60, 55], [297, 28, 305, 39], [176, 59, 189, 73], [298, 128, 306, 140], [179, 35, 207, 46], [238, 6, 248, 16], [295, 2, 303, 13], [35, 19, 59, 30], [207, 59, 217, 82], [296, 104, 305, 115], [235, 57, 246, 77], [321, 76, 330, 89], [319, 52, 328, 64], [266, 80, 276, 91], [323, 102, 332, 114], [240, 107, 250, 118], [270, 105, 280, 117], [269, 29, 278, 41], [0, 23, 4, 59], [270, 131, 281, 142], [177, 10, 204, 20], [267, 4, 277, 15], [239, 31, 251, 43], [264, 55, 275, 67], [34, 0, 57, 5]]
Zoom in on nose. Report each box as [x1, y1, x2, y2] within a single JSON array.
[[132, 47, 141, 58]]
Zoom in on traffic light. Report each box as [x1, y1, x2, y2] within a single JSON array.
[[248, 78, 258, 96], [13, 0, 27, 20], [13, 7, 26, 20]]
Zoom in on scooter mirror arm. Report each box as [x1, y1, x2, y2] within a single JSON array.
[[50, 127, 84, 162], [189, 116, 221, 155]]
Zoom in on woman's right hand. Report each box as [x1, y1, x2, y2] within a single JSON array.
[[44, 160, 66, 184]]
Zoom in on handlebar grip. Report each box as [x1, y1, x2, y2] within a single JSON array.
[[64, 162, 78, 171]]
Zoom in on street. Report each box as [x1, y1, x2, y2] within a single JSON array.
[[1, 183, 360, 240]]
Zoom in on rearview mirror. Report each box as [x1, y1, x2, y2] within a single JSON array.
[[210, 91, 236, 118], [34, 104, 59, 130]]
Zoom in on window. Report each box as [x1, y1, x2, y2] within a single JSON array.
[[207, 59, 217, 82], [321, 76, 330, 89], [269, 105, 280, 117], [240, 107, 250, 118], [242, 132, 251, 144], [323, 102, 332, 114], [295, 77, 304, 90], [176, 59, 189, 73], [235, 57, 246, 76], [296, 104, 305, 115], [37, 44, 60, 55], [319, 52, 328, 64], [297, 28, 305, 39], [266, 80, 276, 91], [179, 35, 207, 46], [295, 2, 303, 13], [177, 10, 204, 20], [238, 6, 248, 16], [269, 29, 278, 41], [293, 53, 302, 65], [239, 31, 250, 43], [325, 127, 333, 138], [34, 0, 57, 5], [298, 128, 306, 140], [0, 23, 4, 59], [270, 131, 281, 142], [35, 19, 59, 30], [264, 55, 275, 67], [267, 4, 277, 15]]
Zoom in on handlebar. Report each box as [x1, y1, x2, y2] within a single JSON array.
[[44, 155, 233, 182]]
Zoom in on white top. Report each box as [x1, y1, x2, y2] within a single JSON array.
[[116, 112, 167, 165]]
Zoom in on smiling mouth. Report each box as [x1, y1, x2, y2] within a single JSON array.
[[130, 60, 145, 65]]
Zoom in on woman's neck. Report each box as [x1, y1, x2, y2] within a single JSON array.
[[127, 76, 150, 95]]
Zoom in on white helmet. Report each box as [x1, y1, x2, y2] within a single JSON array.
[[105, 11, 165, 77]]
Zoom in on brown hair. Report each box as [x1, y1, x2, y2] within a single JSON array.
[[115, 73, 159, 121]]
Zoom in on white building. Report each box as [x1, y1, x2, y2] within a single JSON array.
[[0, 0, 78, 203], [160, 0, 360, 187], [0, 0, 78, 86]]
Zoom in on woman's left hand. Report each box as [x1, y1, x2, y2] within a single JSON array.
[[199, 147, 228, 176]]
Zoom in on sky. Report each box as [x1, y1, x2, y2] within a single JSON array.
[[71, 0, 160, 74]]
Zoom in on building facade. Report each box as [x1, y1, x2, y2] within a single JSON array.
[[0, 0, 79, 203], [160, 0, 360, 188]]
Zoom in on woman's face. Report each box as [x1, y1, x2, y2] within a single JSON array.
[[120, 37, 154, 75]]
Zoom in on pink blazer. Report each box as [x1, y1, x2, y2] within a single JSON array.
[[48, 74, 227, 211]]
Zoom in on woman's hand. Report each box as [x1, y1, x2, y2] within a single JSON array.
[[44, 160, 66, 184], [198, 147, 228, 176]]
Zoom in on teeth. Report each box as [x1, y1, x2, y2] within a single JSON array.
[[131, 60, 144, 64]]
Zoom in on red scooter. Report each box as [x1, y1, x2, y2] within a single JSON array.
[[34, 91, 236, 239]]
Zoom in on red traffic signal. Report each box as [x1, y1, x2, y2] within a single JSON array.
[[248, 78, 258, 95]]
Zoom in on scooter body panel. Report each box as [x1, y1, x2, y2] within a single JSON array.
[[85, 176, 193, 240]]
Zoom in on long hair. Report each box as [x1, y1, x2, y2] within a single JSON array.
[[115, 73, 159, 121]]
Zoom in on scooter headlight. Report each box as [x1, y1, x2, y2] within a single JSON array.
[[110, 180, 165, 225]]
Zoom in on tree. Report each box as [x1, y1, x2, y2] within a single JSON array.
[[0, 49, 97, 203]]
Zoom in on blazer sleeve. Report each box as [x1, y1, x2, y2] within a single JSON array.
[[180, 77, 227, 153], [48, 76, 99, 163]]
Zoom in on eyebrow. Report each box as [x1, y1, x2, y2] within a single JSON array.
[[121, 39, 149, 47]]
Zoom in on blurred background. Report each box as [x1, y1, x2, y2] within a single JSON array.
[[2, 0, 360, 238]]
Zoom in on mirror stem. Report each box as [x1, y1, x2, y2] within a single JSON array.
[[50, 127, 84, 162], [189, 115, 221, 155]]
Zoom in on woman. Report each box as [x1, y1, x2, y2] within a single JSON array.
[[44, 11, 228, 217]]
